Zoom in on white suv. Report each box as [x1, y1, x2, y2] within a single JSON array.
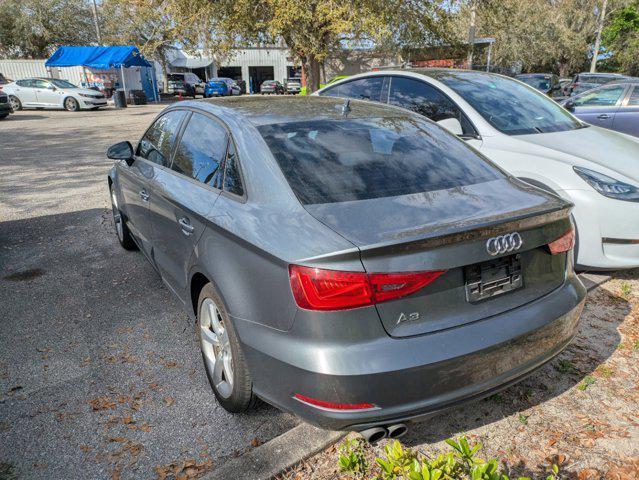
[[317, 69, 639, 269]]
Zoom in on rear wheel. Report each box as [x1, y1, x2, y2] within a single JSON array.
[[64, 97, 79, 112], [110, 186, 137, 250], [197, 283, 257, 412], [9, 96, 21, 111]]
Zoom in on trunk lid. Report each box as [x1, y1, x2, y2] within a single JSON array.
[[304, 178, 573, 337]]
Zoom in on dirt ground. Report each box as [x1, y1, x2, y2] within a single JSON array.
[[280, 271, 639, 480]]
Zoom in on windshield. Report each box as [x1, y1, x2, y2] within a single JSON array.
[[518, 76, 550, 91], [50, 79, 77, 88], [167, 74, 184, 82], [438, 72, 581, 135], [258, 117, 502, 204]]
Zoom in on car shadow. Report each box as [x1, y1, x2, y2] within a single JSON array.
[[399, 277, 630, 450], [3, 114, 48, 121]]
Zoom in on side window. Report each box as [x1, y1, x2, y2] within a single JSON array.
[[388, 76, 474, 135], [389, 77, 458, 121], [171, 112, 228, 188], [320, 77, 384, 102], [223, 140, 244, 196], [626, 86, 639, 106], [33, 80, 50, 89], [137, 110, 186, 167], [574, 85, 625, 107], [16, 80, 33, 87]]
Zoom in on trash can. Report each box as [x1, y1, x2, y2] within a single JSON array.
[[113, 90, 127, 109], [131, 90, 147, 105]]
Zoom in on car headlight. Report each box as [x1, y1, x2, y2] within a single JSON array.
[[573, 166, 639, 202]]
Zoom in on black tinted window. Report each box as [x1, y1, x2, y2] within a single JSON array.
[[172, 112, 228, 188], [388, 76, 473, 134], [320, 77, 384, 101], [223, 140, 244, 196], [137, 110, 186, 166], [258, 117, 501, 204]]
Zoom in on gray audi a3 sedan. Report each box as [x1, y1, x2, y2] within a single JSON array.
[[107, 96, 586, 441]]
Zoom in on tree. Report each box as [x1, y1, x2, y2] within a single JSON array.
[[170, 0, 451, 93], [602, 1, 639, 75], [0, 0, 95, 58], [451, 0, 600, 76]]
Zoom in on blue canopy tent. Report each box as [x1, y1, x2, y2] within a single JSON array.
[[45, 46, 158, 102]]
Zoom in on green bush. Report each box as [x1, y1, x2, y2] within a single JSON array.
[[337, 435, 559, 480]]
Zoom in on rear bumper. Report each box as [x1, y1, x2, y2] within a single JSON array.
[[237, 272, 586, 431]]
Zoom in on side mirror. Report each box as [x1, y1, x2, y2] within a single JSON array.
[[48, 85, 56, 90], [107, 141, 134, 165], [564, 100, 575, 112], [436, 117, 464, 136]]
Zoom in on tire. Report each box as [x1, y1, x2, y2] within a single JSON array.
[[197, 283, 257, 412], [110, 186, 137, 250], [9, 96, 21, 111], [64, 97, 79, 112], [0, 113, 8, 119]]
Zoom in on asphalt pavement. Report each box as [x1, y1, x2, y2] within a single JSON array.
[[0, 106, 298, 479]]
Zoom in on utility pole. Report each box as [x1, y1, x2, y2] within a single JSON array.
[[590, 0, 608, 73], [467, 0, 477, 69], [90, 0, 102, 44]]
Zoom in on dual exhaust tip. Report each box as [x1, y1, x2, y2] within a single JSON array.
[[360, 423, 408, 443]]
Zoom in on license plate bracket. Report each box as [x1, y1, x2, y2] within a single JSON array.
[[465, 254, 523, 303]]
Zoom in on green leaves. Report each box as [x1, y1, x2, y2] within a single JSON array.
[[338, 437, 368, 476], [350, 435, 560, 480]]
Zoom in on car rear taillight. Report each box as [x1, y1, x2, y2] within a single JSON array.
[[547, 228, 575, 255], [289, 265, 446, 311], [293, 394, 377, 412]]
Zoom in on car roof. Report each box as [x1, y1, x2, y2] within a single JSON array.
[[576, 72, 626, 77], [516, 73, 553, 77], [176, 96, 416, 126]]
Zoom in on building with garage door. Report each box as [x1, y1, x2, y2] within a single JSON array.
[[217, 46, 301, 94]]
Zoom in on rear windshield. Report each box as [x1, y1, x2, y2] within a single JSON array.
[[208, 81, 226, 86], [167, 74, 184, 81], [258, 117, 503, 204]]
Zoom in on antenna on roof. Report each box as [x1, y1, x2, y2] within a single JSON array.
[[341, 99, 351, 117]]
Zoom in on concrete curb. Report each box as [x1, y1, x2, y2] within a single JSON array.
[[205, 272, 612, 480], [204, 423, 345, 480], [579, 272, 612, 292]]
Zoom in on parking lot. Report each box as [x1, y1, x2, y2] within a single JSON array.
[[0, 107, 298, 479], [1, 104, 639, 480]]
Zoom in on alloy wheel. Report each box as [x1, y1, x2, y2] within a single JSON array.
[[200, 298, 234, 398], [65, 97, 78, 111], [9, 96, 20, 111]]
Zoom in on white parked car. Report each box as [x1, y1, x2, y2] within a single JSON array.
[[286, 80, 302, 94], [3, 77, 107, 111], [317, 69, 639, 269]]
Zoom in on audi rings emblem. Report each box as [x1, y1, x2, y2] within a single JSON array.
[[486, 232, 523, 256]]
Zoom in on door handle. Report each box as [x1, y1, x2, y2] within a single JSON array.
[[178, 217, 194, 236], [597, 114, 611, 119], [139, 190, 150, 202]]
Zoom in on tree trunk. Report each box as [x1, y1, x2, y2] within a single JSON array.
[[306, 54, 321, 93], [590, 0, 608, 73]]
